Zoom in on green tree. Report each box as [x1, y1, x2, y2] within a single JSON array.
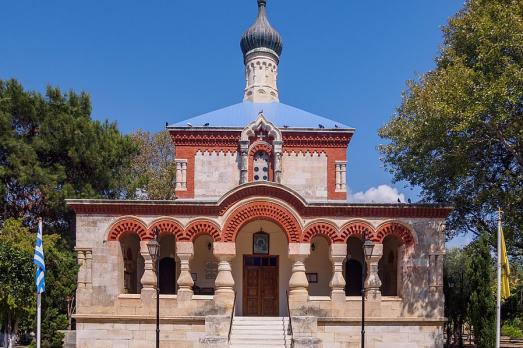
[[444, 248, 471, 346], [128, 129, 177, 200], [0, 79, 137, 346], [0, 219, 78, 348], [378, 0, 523, 255], [468, 234, 496, 347], [0, 79, 139, 235], [0, 219, 36, 347]]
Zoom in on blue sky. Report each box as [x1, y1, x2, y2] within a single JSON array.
[[1, 1, 467, 245]]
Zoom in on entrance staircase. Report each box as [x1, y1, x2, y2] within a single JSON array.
[[229, 316, 291, 347]]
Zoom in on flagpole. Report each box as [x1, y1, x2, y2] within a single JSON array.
[[37, 292, 41, 348], [37, 217, 43, 348], [496, 208, 502, 348]]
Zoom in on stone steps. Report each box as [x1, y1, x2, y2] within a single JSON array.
[[229, 316, 290, 348]]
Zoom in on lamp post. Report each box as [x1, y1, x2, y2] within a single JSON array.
[[361, 236, 374, 348], [147, 228, 161, 348]]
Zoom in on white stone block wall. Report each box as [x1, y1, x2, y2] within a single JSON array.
[[317, 322, 444, 348], [194, 151, 240, 198], [76, 321, 205, 348], [281, 151, 328, 200]]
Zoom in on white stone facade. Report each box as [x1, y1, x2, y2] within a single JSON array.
[[281, 151, 328, 200], [69, 185, 448, 347], [194, 151, 240, 198]]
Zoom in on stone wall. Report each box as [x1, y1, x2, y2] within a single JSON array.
[[317, 320, 444, 348], [281, 151, 328, 200], [194, 151, 239, 198], [76, 320, 206, 348]]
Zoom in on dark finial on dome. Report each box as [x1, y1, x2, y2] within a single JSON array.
[[240, 0, 283, 62]]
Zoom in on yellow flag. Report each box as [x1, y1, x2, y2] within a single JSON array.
[[499, 212, 511, 300]]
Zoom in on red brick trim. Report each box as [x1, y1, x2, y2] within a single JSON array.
[[148, 218, 184, 241], [222, 201, 301, 242], [339, 220, 377, 243], [302, 221, 342, 244], [249, 141, 273, 156], [185, 219, 222, 242], [107, 217, 149, 241], [375, 221, 415, 246], [282, 132, 353, 148]]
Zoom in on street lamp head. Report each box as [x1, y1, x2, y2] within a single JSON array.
[[363, 240, 374, 260], [147, 239, 160, 261], [147, 228, 161, 262]]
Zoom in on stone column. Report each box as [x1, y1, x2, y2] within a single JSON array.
[[273, 141, 283, 183], [76, 249, 86, 288], [175, 161, 182, 189], [341, 162, 347, 191], [239, 141, 249, 184], [364, 243, 383, 301], [336, 163, 341, 191], [176, 242, 194, 303], [213, 243, 236, 308], [181, 161, 187, 189], [140, 241, 157, 298], [288, 243, 310, 304], [329, 244, 347, 304]]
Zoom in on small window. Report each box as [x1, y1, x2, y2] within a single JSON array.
[[253, 151, 270, 181]]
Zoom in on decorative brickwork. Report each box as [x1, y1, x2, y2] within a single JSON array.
[[282, 132, 352, 148], [170, 130, 240, 147], [375, 221, 415, 246], [302, 221, 342, 244], [249, 141, 273, 156], [218, 183, 306, 216], [184, 219, 222, 242], [148, 218, 185, 240], [222, 201, 301, 242], [107, 217, 149, 241], [339, 220, 377, 243]]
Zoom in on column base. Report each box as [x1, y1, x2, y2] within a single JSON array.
[[330, 290, 346, 304], [213, 289, 235, 308], [177, 288, 193, 304]]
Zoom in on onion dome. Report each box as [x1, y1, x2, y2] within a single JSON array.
[[240, 0, 283, 61]]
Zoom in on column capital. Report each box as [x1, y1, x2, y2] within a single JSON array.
[[213, 242, 236, 261], [176, 241, 194, 256], [289, 243, 310, 259]]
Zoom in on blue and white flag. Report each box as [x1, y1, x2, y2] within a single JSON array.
[[33, 220, 45, 294]]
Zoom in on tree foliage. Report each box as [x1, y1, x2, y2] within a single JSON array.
[[444, 235, 498, 347], [0, 79, 139, 235], [378, 0, 523, 254], [128, 129, 176, 200], [468, 234, 496, 347], [0, 219, 78, 348], [0, 242, 34, 348], [0, 79, 137, 346]]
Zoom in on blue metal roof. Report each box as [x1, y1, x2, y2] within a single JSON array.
[[169, 102, 352, 129]]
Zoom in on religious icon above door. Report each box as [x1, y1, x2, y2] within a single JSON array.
[[253, 231, 269, 254]]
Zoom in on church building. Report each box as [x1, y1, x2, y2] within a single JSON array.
[[68, 1, 450, 347]]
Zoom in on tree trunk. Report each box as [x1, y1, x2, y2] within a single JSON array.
[[4, 311, 18, 348]]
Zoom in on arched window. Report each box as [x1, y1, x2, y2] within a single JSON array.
[[345, 237, 363, 296], [253, 151, 270, 181], [120, 233, 144, 294], [159, 234, 177, 295], [378, 236, 401, 296]]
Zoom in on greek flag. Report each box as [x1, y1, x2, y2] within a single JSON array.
[[33, 221, 45, 294]]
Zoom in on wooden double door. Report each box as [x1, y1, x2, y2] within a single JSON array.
[[243, 255, 279, 316]]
